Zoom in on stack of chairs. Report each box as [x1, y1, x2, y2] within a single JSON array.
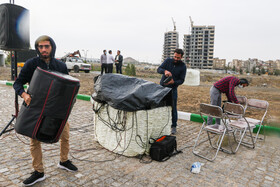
[[193, 96, 269, 161]]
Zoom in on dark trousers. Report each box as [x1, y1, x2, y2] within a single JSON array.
[[172, 88, 178, 128], [107, 64, 113, 73], [101, 64, 107, 75], [116, 63, 122, 74]]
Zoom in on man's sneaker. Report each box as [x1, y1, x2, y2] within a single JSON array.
[[171, 127, 177, 135], [23, 170, 45, 186], [58, 160, 78, 172]]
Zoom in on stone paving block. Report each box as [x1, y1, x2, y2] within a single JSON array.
[[91, 178, 101, 184], [265, 176, 274, 182]]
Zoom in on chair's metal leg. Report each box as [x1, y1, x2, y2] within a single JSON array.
[[232, 129, 238, 143], [207, 131, 215, 148], [211, 130, 226, 160], [263, 124, 266, 142], [214, 133, 222, 148], [233, 127, 247, 153], [239, 129, 255, 149], [254, 123, 264, 144], [193, 124, 227, 162], [227, 131, 234, 153], [248, 126, 255, 148], [193, 123, 206, 154]]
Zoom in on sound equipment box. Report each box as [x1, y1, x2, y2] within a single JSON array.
[[0, 3, 30, 50], [15, 67, 80, 143]]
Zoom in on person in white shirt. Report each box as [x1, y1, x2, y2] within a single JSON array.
[[106, 50, 114, 73], [100, 50, 107, 74]]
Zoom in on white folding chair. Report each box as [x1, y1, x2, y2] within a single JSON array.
[[223, 102, 253, 150], [238, 99, 269, 143], [193, 103, 235, 162]]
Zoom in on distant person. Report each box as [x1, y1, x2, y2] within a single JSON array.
[[13, 35, 78, 186], [115, 50, 123, 74], [157, 49, 187, 135], [207, 76, 249, 129], [107, 50, 114, 73], [100, 50, 107, 75]]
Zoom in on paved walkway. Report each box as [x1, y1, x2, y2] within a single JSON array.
[[0, 84, 280, 187]]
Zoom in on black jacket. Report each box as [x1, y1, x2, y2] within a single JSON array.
[[115, 55, 123, 65], [157, 58, 187, 89], [13, 37, 68, 96]]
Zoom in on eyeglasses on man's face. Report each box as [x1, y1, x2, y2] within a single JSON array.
[[38, 45, 51, 49]]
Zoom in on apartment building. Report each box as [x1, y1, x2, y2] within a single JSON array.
[[228, 58, 280, 73], [275, 60, 280, 69], [213, 58, 226, 69], [162, 31, 179, 62], [231, 59, 244, 70], [183, 25, 215, 69]]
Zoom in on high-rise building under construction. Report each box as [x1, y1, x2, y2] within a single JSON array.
[[162, 18, 179, 62], [183, 19, 215, 69]]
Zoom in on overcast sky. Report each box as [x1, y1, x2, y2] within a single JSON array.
[[1, 0, 279, 64]]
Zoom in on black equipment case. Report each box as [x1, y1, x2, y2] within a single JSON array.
[[15, 67, 80, 143], [149, 135, 182, 162]]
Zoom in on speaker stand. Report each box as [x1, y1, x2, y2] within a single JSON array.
[[0, 51, 19, 137]]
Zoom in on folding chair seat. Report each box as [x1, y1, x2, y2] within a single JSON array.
[[240, 118, 260, 125], [237, 99, 269, 143], [193, 103, 236, 162]]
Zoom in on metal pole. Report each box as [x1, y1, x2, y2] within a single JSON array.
[[14, 51, 19, 117], [10, 51, 15, 80]]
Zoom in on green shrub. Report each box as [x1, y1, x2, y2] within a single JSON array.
[[125, 64, 136, 76]]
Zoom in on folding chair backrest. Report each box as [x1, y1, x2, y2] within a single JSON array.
[[236, 96, 247, 110], [247, 99, 269, 122], [223, 102, 245, 116], [247, 99, 269, 110], [200, 103, 223, 118]]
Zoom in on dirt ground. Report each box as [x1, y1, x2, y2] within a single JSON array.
[[1, 66, 279, 126]]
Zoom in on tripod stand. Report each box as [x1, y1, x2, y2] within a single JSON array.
[[0, 51, 19, 137]]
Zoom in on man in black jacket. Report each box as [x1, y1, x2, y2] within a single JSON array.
[[157, 49, 187, 134], [115, 50, 123, 74], [13, 35, 78, 186]]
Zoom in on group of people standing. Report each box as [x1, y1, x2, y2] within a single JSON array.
[[100, 50, 123, 74]]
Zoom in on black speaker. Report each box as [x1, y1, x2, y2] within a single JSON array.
[[0, 3, 30, 51], [17, 49, 37, 62]]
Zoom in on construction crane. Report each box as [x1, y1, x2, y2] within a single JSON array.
[[189, 16, 194, 27], [171, 17, 176, 31]]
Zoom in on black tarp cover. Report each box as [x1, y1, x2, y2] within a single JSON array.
[[15, 67, 80, 143], [92, 74, 172, 111]]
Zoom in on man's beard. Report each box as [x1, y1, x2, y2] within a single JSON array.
[[41, 53, 50, 60]]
